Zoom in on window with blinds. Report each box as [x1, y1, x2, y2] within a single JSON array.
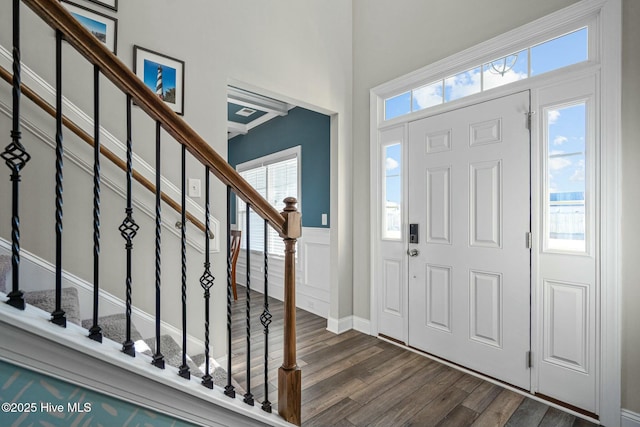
[[236, 146, 300, 257]]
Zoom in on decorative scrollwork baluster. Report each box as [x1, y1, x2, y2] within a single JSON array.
[[51, 29, 66, 328], [2, 0, 30, 311], [244, 203, 254, 406], [152, 121, 165, 370], [178, 144, 190, 379], [261, 218, 272, 413], [200, 166, 214, 389], [120, 95, 138, 358], [88, 64, 102, 342]]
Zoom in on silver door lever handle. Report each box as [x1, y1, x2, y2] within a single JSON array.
[[407, 248, 419, 257]]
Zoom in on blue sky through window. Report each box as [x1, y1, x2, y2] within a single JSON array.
[[547, 103, 586, 194], [383, 27, 588, 121], [531, 28, 588, 76]]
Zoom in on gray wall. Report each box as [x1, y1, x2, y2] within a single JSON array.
[[620, 0, 640, 413]]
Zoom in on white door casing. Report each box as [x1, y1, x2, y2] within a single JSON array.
[[407, 91, 531, 390]]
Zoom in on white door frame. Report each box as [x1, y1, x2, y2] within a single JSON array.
[[369, 0, 621, 425]]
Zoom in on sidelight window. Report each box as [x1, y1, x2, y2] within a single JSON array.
[[544, 102, 587, 253]]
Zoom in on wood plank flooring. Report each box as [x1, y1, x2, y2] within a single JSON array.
[[230, 286, 597, 426]]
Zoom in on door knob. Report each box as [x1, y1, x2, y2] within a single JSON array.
[[407, 248, 419, 257]]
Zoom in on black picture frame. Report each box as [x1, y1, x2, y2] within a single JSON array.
[[61, 0, 118, 54], [87, 0, 117, 12], [133, 46, 185, 115]]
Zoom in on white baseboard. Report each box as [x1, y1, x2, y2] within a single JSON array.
[[326, 316, 352, 334], [353, 316, 371, 334], [622, 409, 640, 427], [326, 315, 371, 335]]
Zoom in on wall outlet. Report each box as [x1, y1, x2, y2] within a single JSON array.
[[321, 213, 328, 226], [188, 178, 201, 198]]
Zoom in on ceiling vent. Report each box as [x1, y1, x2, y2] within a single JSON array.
[[236, 107, 257, 117]]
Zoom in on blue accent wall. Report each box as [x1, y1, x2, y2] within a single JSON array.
[[228, 107, 330, 228], [0, 360, 197, 426]]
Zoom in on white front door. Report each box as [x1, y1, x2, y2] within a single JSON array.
[[407, 91, 531, 389]]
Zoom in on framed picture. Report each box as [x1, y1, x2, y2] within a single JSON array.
[[87, 0, 117, 12], [61, 1, 117, 54], [133, 46, 185, 115]]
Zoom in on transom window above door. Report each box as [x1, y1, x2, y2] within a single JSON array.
[[384, 27, 589, 121]]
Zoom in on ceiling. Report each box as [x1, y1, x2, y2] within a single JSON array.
[[227, 87, 293, 139]]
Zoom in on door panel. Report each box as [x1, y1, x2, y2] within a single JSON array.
[[408, 91, 531, 390]]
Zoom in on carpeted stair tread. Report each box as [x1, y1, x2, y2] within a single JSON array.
[[82, 313, 143, 344], [24, 288, 81, 325], [0, 254, 10, 293]]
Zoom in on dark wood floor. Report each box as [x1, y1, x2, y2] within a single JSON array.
[[230, 286, 597, 427]]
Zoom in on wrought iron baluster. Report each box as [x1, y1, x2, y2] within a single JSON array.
[[51, 30, 66, 328], [244, 203, 254, 406], [200, 166, 214, 389], [152, 121, 165, 370], [2, 0, 30, 310], [261, 218, 272, 412], [88, 64, 102, 342], [178, 144, 190, 379], [119, 95, 138, 357], [224, 185, 236, 398]]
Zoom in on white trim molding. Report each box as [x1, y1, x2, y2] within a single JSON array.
[[622, 410, 640, 427], [326, 315, 371, 335], [235, 227, 330, 319]]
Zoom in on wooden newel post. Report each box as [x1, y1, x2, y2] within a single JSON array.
[[278, 197, 302, 425]]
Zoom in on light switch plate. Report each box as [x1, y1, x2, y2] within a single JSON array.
[[188, 178, 201, 198]]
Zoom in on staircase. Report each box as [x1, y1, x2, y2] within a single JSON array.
[[0, 245, 279, 426], [0, 0, 302, 425]]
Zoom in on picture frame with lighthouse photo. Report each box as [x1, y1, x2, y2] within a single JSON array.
[[133, 46, 185, 115]]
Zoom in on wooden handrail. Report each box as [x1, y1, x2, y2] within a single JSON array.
[[22, 0, 286, 236], [0, 64, 210, 238]]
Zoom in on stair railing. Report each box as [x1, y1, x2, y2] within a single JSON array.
[[2, 0, 302, 424], [0, 64, 210, 237]]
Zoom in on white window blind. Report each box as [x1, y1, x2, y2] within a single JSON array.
[[237, 149, 299, 257]]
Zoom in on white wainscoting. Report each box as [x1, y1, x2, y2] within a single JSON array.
[[235, 227, 330, 319], [622, 410, 640, 427]]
